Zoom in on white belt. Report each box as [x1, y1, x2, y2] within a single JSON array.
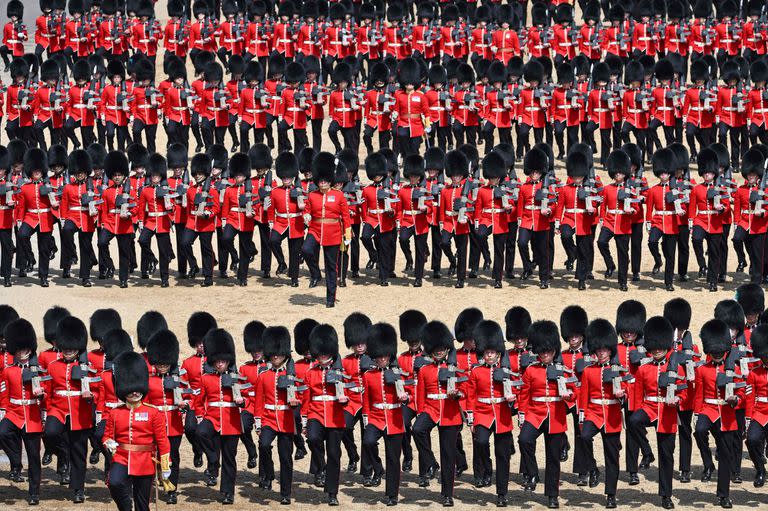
[[722, 107, 739, 112], [137, 104, 157, 109], [644, 395, 664, 402], [689, 107, 706, 111], [525, 205, 544, 211], [230, 207, 247, 213], [698, 210, 718, 215], [654, 211, 676, 216], [525, 107, 542, 111], [106, 106, 123, 110], [28, 208, 51, 214], [657, 107, 674, 111], [55, 390, 82, 397], [491, 108, 507, 112], [756, 396, 768, 403], [106, 401, 122, 408], [607, 209, 629, 215], [208, 401, 238, 407], [745, 210, 761, 214], [287, 107, 305, 112], [276, 212, 302, 218], [245, 109, 264, 113], [348, 386, 363, 393], [444, 211, 457, 216], [704, 398, 727, 406], [156, 405, 178, 411], [368, 209, 386, 215], [755, 109, 768, 113], [312, 395, 339, 401], [721, 39, 735, 43], [532, 396, 562, 402], [558, 105, 574, 109], [590, 398, 619, 405], [265, 404, 291, 411], [637, 37, 652, 41], [0, 205, 13, 210], [172, 106, 188, 111], [403, 210, 424, 215], [10, 398, 39, 406], [594, 108, 609, 112], [373, 403, 401, 410], [564, 208, 587, 214], [427, 393, 448, 400], [73, 103, 88, 109], [336, 108, 353, 112], [483, 208, 506, 214], [69, 206, 88, 211], [627, 109, 645, 114], [147, 211, 169, 217], [277, 39, 292, 44], [478, 397, 506, 404]]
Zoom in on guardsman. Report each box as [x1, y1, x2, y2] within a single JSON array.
[[0, 154, 14, 285], [412, 321, 464, 507], [0, 319, 43, 505], [238, 320, 267, 475], [361, 152, 398, 287], [716, 60, 749, 169], [0, 2, 28, 70], [398, 154, 433, 287], [362, 323, 408, 506], [748, 59, 768, 145], [328, 62, 361, 153], [362, 63, 393, 154], [130, 59, 162, 154], [694, 319, 744, 509], [278, 62, 310, 155], [219, 153, 255, 286], [59, 150, 98, 286], [248, 144, 275, 278], [453, 308, 483, 482], [268, 151, 305, 287], [43, 316, 95, 504], [602, 5, 630, 60], [66, 60, 98, 148], [579, 319, 626, 509], [649, 59, 679, 153], [585, 63, 615, 166], [579, 2, 603, 62], [518, 320, 575, 509], [302, 324, 349, 506], [396, 310, 428, 475], [136, 153, 174, 286], [182, 154, 220, 287], [517, 147, 555, 288], [745, 325, 768, 487], [163, 0, 189, 61], [16, 148, 57, 287], [292, 319, 316, 470], [736, 283, 765, 343], [341, 313, 372, 477], [104, 351, 171, 511], [100, 60, 131, 152], [627, 316, 686, 510], [237, 60, 268, 152], [165, 144, 191, 277]]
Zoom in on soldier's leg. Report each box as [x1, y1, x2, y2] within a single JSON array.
[[543, 431, 564, 497], [258, 426, 276, 484]]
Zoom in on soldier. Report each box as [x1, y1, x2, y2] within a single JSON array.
[[579, 319, 626, 508], [438, 150, 471, 288], [734, 148, 768, 283], [97, 151, 136, 288], [518, 320, 575, 509], [278, 62, 310, 154], [393, 58, 427, 158], [16, 148, 56, 287], [181, 153, 221, 287], [135, 153, 173, 286], [748, 59, 768, 145], [361, 152, 398, 286], [101, 59, 131, 152], [517, 147, 555, 288], [0, 147, 12, 288], [58, 150, 97, 286], [694, 319, 743, 508], [585, 62, 614, 166], [412, 321, 463, 507], [745, 324, 768, 487], [396, 310, 428, 475], [398, 154, 433, 287], [266, 151, 304, 286], [0, 319, 43, 505], [716, 60, 749, 169], [219, 152, 256, 286], [362, 322, 408, 506], [301, 152, 352, 308], [130, 59, 162, 154], [43, 316, 93, 503], [328, 62, 361, 152], [238, 60, 268, 152], [6, 59, 35, 145]]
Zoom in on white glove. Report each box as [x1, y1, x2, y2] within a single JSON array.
[[254, 417, 262, 433], [96, 411, 102, 423], [0, 409, 5, 421], [105, 439, 118, 454], [362, 414, 369, 427], [162, 470, 172, 479]]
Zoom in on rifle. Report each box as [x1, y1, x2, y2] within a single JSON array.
[[430, 173, 445, 209], [0, 179, 21, 204], [750, 165, 768, 212], [412, 175, 434, 210], [115, 178, 136, 217], [377, 176, 400, 212], [438, 350, 467, 395], [277, 365, 307, 403], [384, 365, 413, 398], [155, 180, 178, 210], [628, 338, 652, 366], [602, 354, 633, 395], [658, 351, 688, 405], [677, 330, 702, 381], [494, 352, 524, 399], [257, 170, 273, 210], [84, 80, 101, 109], [716, 350, 747, 400], [21, 355, 52, 396], [665, 174, 692, 215], [732, 335, 759, 376], [546, 361, 578, 397], [145, 82, 162, 108], [238, 177, 258, 216], [193, 174, 213, 216], [577, 165, 603, 211], [175, 15, 189, 45], [117, 82, 133, 111], [175, 169, 190, 208], [18, 78, 35, 110], [326, 357, 355, 399], [221, 371, 252, 402], [72, 352, 101, 394], [81, 178, 103, 216], [163, 370, 194, 406], [39, 177, 59, 204], [708, 169, 737, 209], [534, 171, 561, 212], [290, 176, 308, 209], [214, 82, 230, 111], [452, 177, 475, 224], [494, 177, 519, 210], [181, 79, 198, 110]]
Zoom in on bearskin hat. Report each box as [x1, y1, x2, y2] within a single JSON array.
[[505, 306, 532, 340], [166, 144, 187, 170], [454, 308, 484, 342], [112, 351, 149, 400], [167, 0, 184, 17], [104, 151, 129, 180], [273, 151, 298, 180], [7, 139, 25, 168], [421, 321, 454, 354], [592, 62, 610, 84], [343, 312, 372, 348], [263, 326, 292, 358], [309, 324, 339, 358], [4, 319, 37, 356], [402, 154, 424, 179], [302, 0, 320, 17], [624, 60, 645, 85], [294, 318, 319, 355], [107, 58, 125, 80], [89, 308, 122, 344], [663, 298, 692, 331], [103, 329, 133, 361], [700, 319, 732, 355], [560, 305, 588, 341], [187, 311, 217, 348], [651, 148, 676, 177], [399, 310, 427, 343], [204, 328, 236, 365], [283, 61, 304, 83], [566, 151, 590, 179], [736, 283, 765, 317], [41, 59, 60, 82], [474, 320, 506, 355], [585, 319, 617, 356], [555, 4, 574, 24], [222, 0, 237, 16], [86, 143, 107, 169], [146, 330, 179, 367], [481, 151, 505, 180], [529, 320, 560, 355], [456, 63, 475, 85], [312, 151, 335, 184], [364, 151, 388, 181], [386, 2, 405, 21], [669, 142, 690, 173], [9, 58, 29, 80], [750, 325, 768, 359], [56, 316, 88, 352], [7, 0, 23, 18], [46, 145, 67, 170], [366, 323, 398, 359], [331, 62, 352, 84], [136, 311, 167, 350], [616, 300, 647, 335], [134, 58, 154, 83], [243, 320, 266, 353], [715, 299, 745, 332], [532, 1, 550, 25], [190, 153, 212, 179], [73, 59, 91, 83], [243, 60, 263, 83], [690, 59, 710, 83], [445, 150, 469, 178], [43, 306, 70, 344], [368, 62, 389, 85], [523, 147, 548, 176], [523, 60, 544, 84], [642, 316, 674, 352], [424, 146, 445, 172], [741, 147, 765, 179], [126, 143, 149, 171], [223, 152, 248, 180], [0, 306, 19, 339], [146, 153, 167, 180], [694, 146, 718, 177], [23, 147, 48, 179]]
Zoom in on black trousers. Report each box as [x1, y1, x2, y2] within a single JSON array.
[[568, 408, 592, 475], [362, 224, 395, 280], [518, 228, 550, 281], [476, 225, 507, 280], [259, 426, 294, 498], [440, 230, 468, 280], [168, 435, 182, 488], [518, 419, 564, 497], [256, 222, 272, 273], [342, 410, 363, 474], [401, 405, 421, 467], [580, 421, 620, 495], [734, 227, 764, 283], [691, 227, 722, 285], [17, 223, 52, 278], [474, 425, 512, 497], [306, 420, 343, 495], [504, 221, 518, 276], [677, 223, 690, 277], [108, 462, 152, 511], [132, 120, 158, 154], [301, 235, 340, 304], [269, 229, 302, 279], [694, 415, 734, 498], [173, 223, 191, 275], [399, 227, 428, 279], [623, 403, 652, 473], [362, 426, 402, 499], [105, 121, 129, 152], [196, 419, 238, 494], [648, 227, 677, 286], [746, 419, 768, 474], [61, 221, 96, 279], [569, 230, 595, 282], [628, 410, 675, 497], [184, 410, 203, 461], [181, 229, 214, 278], [0, 418, 41, 496], [166, 120, 190, 148], [718, 122, 748, 169], [239, 410, 257, 460], [412, 413, 459, 498], [221, 224, 254, 281], [630, 222, 643, 276], [138, 228, 172, 280], [44, 417, 88, 492], [0, 228, 13, 278], [98, 230, 133, 282], [430, 225, 443, 272], [677, 410, 694, 473]]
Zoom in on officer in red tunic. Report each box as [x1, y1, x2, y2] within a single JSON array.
[[59, 150, 98, 286], [43, 316, 95, 504], [195, 328, 244, 504], [0, 319, 43, 505], [412, 321, 464, 507], [104, 351, 171, 511], [16, 148, 57, 287], [628, 316, 687, 510], [393, 58, 428, 157], [361, 323, 408, 506], [746, 324, 768, 487], [466, 320, 515, 507], [136, 154, 174, 287], [301, 324, 349, 506], [694, 319, 744, 508], [578, 318, 627, 508], [518, 320, 576, 509]]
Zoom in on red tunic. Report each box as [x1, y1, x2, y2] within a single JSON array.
[[518, 363, 575, 434], [632, 360, 687, 433], [415, 361, 463, 426], [254, 365, 296, 434], [303, 189, 351, 246], [45, 358, 96, 431], [17, 181, 57, 232], [397, 184, 433, 235], [103, 403, 171, 476], [362, 367, 406, 434], [99, 185, 138, 235], [146, 375, 185, 437], [690, 183, 731, 233], [194, 372, 244, 435], [645, 184, 685, 234], [184, 184, 220, 232], [577, 364, 625, 433], [517, 180, 554, 231], [693, 361, 744, 431], [301, 363, 347, 428], [466, 363, 514, 433], [555, 184, 598, 236], [746, 364, 768, 426], [0, 364, 44, 433], [474, 185, 512, 234], [734, 184, 768, 234]]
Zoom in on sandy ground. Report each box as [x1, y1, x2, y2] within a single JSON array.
[[2, 2, 767, 510]]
